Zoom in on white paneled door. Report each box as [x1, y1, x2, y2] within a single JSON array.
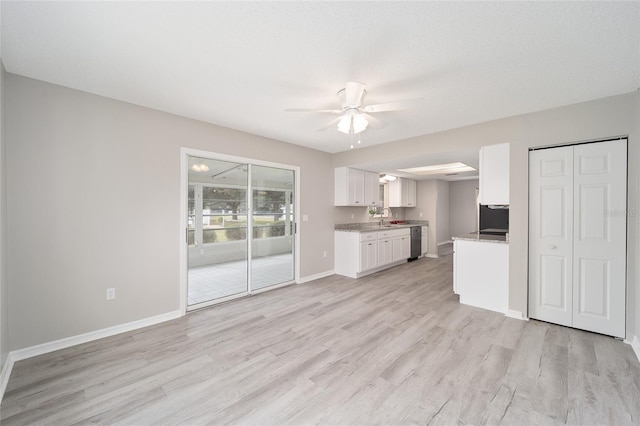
[[529, 139, 627, 338], [529, 145, 574, 328], [572, 141, 627, 336]]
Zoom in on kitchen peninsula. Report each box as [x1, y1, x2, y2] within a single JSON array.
[[453, 232, 509, 313]]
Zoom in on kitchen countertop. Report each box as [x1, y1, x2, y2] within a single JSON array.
[[335, 220, 429, 232], [453, 232, 508, 244]]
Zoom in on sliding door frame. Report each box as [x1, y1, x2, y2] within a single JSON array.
[[179, 147, 301, 314]]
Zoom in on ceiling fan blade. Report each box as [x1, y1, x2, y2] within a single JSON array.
[[316, 116, 343, 132], [361, 112, 387, 130], [341, 81, 367, 108], [363, 97, 424, 113], [285, 108, 341, 113]]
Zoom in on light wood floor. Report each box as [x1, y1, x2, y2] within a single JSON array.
[[3, 255, 640, 425]]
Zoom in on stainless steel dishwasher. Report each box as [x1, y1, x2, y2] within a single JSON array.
[[409, 226, 421, 261]]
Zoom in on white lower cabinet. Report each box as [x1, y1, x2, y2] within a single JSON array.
[[378, 238, 393, 266], [392, 235, 411, 261], [335, 227, 412, 278], [359, 240, 377, 272], [421, 226, 429, 257]]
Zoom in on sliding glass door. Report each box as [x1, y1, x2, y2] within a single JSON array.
[[186, 155, 296, 309], [187, 157, 249, 305], [251, 165, 295, 290]]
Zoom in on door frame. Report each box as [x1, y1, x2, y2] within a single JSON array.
[[179, 147, 301, 314]]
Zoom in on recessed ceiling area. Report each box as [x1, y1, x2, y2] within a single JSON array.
[[398, 163, 477, 177], [358, 150, 481, 182], [1, 2, 639, 155]]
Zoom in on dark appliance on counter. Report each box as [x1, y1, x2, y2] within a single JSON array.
[[409, 226, 421, 261], [479, 205, 509, 236]]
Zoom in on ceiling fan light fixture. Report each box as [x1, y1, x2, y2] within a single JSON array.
[[352, 114, 368, 134], [337, 115, 352, 134], [337, 112, 368, 134], [286, 80, 420, 137]]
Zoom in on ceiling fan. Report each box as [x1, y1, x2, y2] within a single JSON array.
[[286, 81, 424, 136]]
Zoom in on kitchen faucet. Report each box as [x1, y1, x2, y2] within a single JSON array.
[[379, 207, 392, 226]]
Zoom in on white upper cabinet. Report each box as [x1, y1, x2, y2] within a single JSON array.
[[406, 179, 417, 207], [364, 171, 381, 206], [335, 167, 381, 207], [335, 167, 364, 206], [389, 178, 417, 207], [479, 143, 510, 205]]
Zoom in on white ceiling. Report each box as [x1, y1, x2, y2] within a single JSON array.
[[1, 1, 639, 158]]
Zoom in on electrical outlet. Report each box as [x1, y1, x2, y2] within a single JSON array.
[[351, 213, 354, 219], [323, 250, 327, 258], [419, 212, 423, 218], [106, 288, 115, 300]]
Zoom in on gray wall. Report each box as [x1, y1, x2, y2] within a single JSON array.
[[334, 206, 386, 225], [0, 61, 7, 367], [405, 181, 433, 253], [405, 180, 440, 254], [435, 180, 450, 245], [449, 179, 479, 238], [333, 206, 407, 225], [5, 74, 335, 351], [3, 72, 639, 354], [335, 91, 639, 339]]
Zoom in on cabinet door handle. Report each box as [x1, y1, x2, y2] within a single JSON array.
[[550, 244, 557, 249]]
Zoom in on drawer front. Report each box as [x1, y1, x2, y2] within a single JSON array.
[[391, 228, 410, 237], [378, 230, 393, 239], [360, 231, 377, 242]]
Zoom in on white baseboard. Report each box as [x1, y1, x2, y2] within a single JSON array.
[[437, 240, 453, 246], [10, 310, 183, 363], [425, 253, 439, 258], [1, 310, 183, 402], [0, 353, 15, 403], [297, 270, 334, 284], [505, 310, 529, 321]]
